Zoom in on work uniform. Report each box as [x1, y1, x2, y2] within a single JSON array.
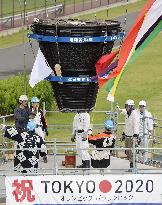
[[14, 107, 32, 131], [88, 131, 115, 168], [137, 109, 153, 163], [4, 126, 47, 173], [31, 108, 48, 140], [124, 110, 140, 163], [72, 112, 91, 162]]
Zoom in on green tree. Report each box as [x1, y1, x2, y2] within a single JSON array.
[[0, 74, 54, 115]]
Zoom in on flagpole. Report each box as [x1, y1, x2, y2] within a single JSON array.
[[110, 101, 114, 122], [111, 101, 113, 113]]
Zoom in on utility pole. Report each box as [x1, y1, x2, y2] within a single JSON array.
[[45, 0, 47, 19], [23, 0, 27, 95], [55, 0, 56, 18], [23, 42, 27, 95], [12, 0, 15, 27], [24, 0, 26, 25], [74, 0, 75, 13], [64, 0, 65, 15], [107, 0, 109, 18], [1, 0, 3, 30], [34, 0, 36, 16]]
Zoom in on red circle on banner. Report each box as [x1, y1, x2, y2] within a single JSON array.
[[99, 180, 112, 193]]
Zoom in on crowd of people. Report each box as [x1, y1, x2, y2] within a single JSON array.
[[1, 95, 48, 173], [72, 99, 154, 171], [72, 112, 116, 169], [14, 95, 48, 137], [0, 94, 154, 173], [120, 99, 153, 170]]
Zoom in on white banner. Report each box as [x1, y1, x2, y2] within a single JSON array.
[[5, 175, 162, 205]]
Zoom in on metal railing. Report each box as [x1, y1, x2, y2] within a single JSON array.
[[0, 105, 162, 164], [0, 0, 125, 30], [0, 134, 162, 202], [0, 142, 161, 203], [0, 143, 162, 174]]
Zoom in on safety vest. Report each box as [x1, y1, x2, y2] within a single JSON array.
[[88, 132, 113, 141]]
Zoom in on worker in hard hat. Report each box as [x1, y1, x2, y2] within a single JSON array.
[[137, 100, 153, 163], [88, 120, 116, 168], [122, 99, 140, 171], [1, 121, 47, 173], [72, 111, 91, 168], [118, 99, 132, 116], [30, 97, 48, 140], [14, 95, 32, 131]]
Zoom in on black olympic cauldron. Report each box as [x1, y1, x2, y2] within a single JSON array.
[[29, 18, 122, 112]]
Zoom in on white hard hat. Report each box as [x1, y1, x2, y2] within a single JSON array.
[[125, 99, 134, 106], [19, 95, 28, 101], [139, 100, 146, 107], [125, 100, 130, 105], [34, 18, 39, 23]]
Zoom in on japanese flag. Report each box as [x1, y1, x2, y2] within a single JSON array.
[[29, 48, 53, 88]]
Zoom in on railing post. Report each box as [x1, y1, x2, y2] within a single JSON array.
[[142, 113, 146, 163], [151, 116, 156, 162], [53, 138, 57, 174], [132, 137, 137, 173], [43, 101, 46, 116], [114, 103, 119, 156], [2, 117, 5, 127], [2, 117, 6, 164]]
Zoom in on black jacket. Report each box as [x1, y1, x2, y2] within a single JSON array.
[[14, 107, 32, 131]]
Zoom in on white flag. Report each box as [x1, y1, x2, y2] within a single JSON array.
[[29, 48, 53, 88], [107, 93, 114, 102]]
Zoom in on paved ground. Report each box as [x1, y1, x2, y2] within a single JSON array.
[[0, 41, 39, 79]]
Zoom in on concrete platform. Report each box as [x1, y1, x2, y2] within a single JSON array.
[[0, 154, 161, 203]]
